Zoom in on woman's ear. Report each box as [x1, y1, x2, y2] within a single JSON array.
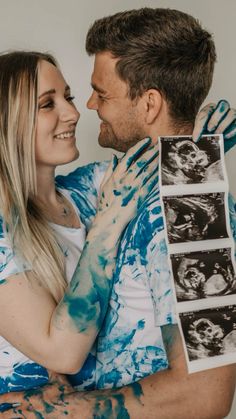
[[143, 89, 163, 124]]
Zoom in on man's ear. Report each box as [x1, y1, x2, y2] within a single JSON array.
[[143, 89, 163, 124]]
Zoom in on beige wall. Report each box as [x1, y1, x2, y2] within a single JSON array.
[[0, 0, 235, 416]]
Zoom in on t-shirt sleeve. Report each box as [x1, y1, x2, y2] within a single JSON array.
[[0, 218, 28, 282], [145, 229, 177, 327]]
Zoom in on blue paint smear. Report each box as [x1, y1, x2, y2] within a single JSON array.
[[0, 403, 20, 412], [68, 352, 96, 390], [219, 100, 227, 113], [0, 362, 48, 394], [122, 188, 138, 207], [131, 382, 143, 400], [113, 190, 121, 196], [93, 393, 130, 419]]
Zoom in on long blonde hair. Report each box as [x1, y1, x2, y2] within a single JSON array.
[[0, 51, 67, 302]]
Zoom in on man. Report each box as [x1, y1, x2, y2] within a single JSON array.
[[1, 7, 236, 419]]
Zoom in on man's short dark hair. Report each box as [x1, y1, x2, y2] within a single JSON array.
[[86, 8, 216, 125]]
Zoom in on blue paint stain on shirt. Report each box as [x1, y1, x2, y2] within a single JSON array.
[[68, 353, 96, 390], [0, 362, 49, 394]]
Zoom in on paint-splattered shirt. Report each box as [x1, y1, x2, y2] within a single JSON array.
[[0, 163, 103, 394], [70, 165, 236, 390], [96, 184, 176, 388], [70, 162, 177, 389], [1, 162, 236, 393]]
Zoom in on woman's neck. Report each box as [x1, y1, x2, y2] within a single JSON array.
[[36, 166, 57, 206]]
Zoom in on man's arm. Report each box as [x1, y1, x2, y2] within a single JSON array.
[[2, 326, 235, 419]]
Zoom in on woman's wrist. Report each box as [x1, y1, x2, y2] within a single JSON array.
[[87, 211, 121, 247]]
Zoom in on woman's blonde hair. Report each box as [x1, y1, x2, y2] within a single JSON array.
[[0, 51, 67, 302]]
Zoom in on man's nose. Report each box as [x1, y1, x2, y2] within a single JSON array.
[[87, 91, 98, 110]]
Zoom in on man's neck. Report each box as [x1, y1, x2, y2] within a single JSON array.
[[148, 121, 194, 143]]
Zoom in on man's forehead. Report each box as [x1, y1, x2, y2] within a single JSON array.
[[91, 54, 129, 96], [92, 52, 122, 86]]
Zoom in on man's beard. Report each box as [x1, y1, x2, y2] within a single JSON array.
[[98, 122, 145, 152]]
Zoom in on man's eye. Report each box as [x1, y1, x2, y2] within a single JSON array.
[[98, 95, 106, 101], [66, 95, 75, 102]]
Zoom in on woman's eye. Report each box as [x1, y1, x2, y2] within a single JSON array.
[[39, 101, 54, 109]]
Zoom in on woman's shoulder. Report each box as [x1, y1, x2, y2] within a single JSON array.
[[56, 162, 108, 189], [55, 161, 109, 196]]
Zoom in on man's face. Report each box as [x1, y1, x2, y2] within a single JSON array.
[[87, 51, 147, 152]]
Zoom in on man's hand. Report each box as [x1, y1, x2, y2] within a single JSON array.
[[192, 100, 236, 152]]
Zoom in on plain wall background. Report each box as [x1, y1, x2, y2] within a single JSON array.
[[0, 1, 235, 417]]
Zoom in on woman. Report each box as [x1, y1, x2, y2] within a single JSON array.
[[0, 51, 158, 395]]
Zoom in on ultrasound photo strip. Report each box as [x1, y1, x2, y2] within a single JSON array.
[[159, 134, 236, 373]]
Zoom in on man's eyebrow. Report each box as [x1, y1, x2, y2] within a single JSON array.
[[39, 85, 71, 99], [91, 83, 107, 94]]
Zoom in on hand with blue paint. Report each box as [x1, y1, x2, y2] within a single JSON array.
[[95, 137, 158, 238], [192, 100, 236, 152]]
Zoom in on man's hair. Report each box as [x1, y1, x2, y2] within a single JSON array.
[[86, 8, 216, 125]]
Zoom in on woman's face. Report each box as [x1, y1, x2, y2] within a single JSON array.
[[35, 60, 80, 169]]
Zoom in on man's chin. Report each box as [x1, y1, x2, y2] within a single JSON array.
[[98, 134, 112, 148]]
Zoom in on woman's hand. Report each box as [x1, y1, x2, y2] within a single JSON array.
[[192, 100, 236, 153], [92, 137, 158, 241]]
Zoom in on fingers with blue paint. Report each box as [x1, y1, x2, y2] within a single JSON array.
[[214, 107, 236, 153], [118, 137, 152, 171], [135, 147, 159, 177], [213, 108, 236, 135], [99, 154, 119, 194], [206, 99, 230, 132], [112, 153, 119, 171], [0, 402, 21, 412], [192, 102, 216, 141], [192, 100, 236, 153], [97, 138, 158, 226]]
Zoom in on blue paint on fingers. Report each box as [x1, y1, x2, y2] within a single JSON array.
[[0, 402, 21, 412]]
